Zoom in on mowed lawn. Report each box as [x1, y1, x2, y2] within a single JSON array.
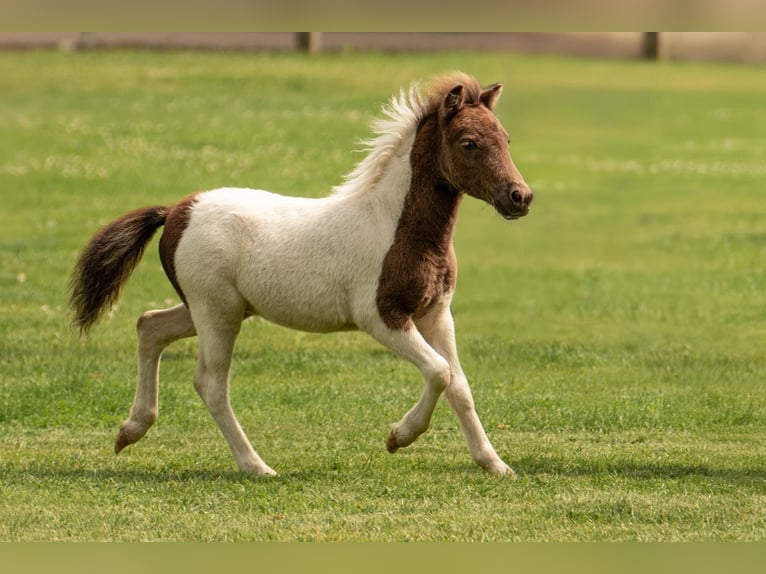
[[0, 50, 764, 541]]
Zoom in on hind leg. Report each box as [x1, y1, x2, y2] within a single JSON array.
[[115, 303, 197, 454], [191, 299, 276, 477]]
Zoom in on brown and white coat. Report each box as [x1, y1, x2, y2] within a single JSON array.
[[70, 72, 533, 477]]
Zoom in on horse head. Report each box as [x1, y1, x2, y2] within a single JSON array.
[[436, 79, 533, 220]]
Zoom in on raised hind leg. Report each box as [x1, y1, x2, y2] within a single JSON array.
[[115, 303, 197, 453], [191, 299, 276, 477], [415, 301, 515, 476]]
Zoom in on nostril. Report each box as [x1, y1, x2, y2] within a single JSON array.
[[510, 189, 523, 206]]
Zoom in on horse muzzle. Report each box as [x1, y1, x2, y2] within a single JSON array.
[[493, 183, 533, 220]]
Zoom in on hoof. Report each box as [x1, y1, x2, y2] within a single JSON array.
[[484, 461, 517, 478], [114, 428, 131, 454], [114, 425, 137, 454], [243, 463, 278, 477], [256, 468, 278, 478], [386, 431, 400, 453]]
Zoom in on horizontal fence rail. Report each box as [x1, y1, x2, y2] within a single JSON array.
[[1, 32, 766, 63]]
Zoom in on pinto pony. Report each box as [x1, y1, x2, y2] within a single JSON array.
[[69, 73, 533, 477]]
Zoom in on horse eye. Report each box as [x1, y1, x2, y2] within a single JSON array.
[[460, 140, 477, 151]]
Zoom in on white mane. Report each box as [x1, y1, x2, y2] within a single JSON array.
[[332, 82, 428, 196]]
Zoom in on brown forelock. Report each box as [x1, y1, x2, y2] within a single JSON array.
[[158, 193, 200, 307], [425, 72, 483, 110], [375, 110, 461, 331]]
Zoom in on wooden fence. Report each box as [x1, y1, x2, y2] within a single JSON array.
[[1, 32, 765, 64]]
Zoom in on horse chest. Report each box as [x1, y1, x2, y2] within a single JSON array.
[[376, 242, 456, 330], [374, 171, 461, 330]]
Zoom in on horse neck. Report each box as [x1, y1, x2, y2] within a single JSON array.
[[398, 114, 462, 253]]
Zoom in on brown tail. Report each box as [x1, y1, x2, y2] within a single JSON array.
[[69, 205, 169, 334]]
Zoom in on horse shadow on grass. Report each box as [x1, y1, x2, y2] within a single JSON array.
[[510, 454, 765, 491], [7, 464, 248, 485], [8, 453, 383, 486], [7, 452, 764, 491]]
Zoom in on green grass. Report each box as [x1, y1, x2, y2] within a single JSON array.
[[1, 50, 765, 541]]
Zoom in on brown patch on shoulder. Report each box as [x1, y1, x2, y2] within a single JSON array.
[[376, 113, 460, 330], [158, 193, 200, 306]]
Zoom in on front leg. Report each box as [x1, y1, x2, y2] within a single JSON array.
[[363, 318, 452, 453], [415, 301, 515, 477]]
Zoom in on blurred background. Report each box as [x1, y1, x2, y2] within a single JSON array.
[[2, 32, 766, 64]]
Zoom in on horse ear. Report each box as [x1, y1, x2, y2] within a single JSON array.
[[480, 83, 503, 111], [443, 85, 465, 117]]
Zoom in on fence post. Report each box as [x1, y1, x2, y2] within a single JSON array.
[[58, 32, 90, 52], [296, 33, 322, 54], [642, 32, 661, 60]]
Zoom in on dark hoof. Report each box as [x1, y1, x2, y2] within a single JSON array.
[[386, 431, 400, 453], [114, 428, 130, 454]]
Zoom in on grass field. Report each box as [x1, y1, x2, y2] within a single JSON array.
[[0, 49, 764, 541]]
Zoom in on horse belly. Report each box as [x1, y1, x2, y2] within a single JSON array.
[[235, 231, 379, 334], [240, 272, 358, 333]]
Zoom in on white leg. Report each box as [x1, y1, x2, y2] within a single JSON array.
[[115, 304, 197, 454], [416, 302, 515, 476], [191, 301, 276, 477], [363, 319, 452, 453]]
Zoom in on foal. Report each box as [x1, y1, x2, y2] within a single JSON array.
[[69, 72, 533, 477]]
